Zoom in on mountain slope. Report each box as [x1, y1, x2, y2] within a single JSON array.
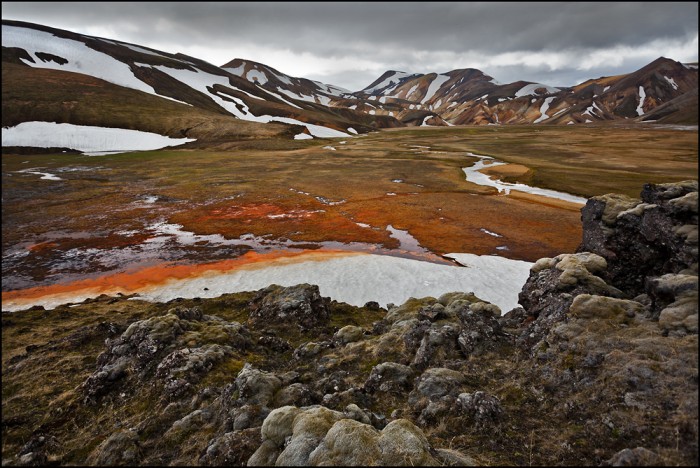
[[352, 57, 697, 126], [1, 19, 373, 152]]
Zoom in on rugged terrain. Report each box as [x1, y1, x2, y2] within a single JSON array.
[[2, 180, 697, 466]]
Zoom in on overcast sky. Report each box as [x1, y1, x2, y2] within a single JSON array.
[[2, 2, 698, 91]]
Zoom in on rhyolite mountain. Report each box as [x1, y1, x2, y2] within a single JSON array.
[[2, 19, 698, 152]]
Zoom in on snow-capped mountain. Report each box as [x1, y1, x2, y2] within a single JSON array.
[[1, 19, 371, 147], [2, 19, 697, 154], [349, 58, 697, 126]]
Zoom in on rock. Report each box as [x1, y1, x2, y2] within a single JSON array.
[[434, 448, 478, 466], [579, 181, 698, 297], [457, 391, 503, 427], [516, 252, 624, 351], [412, 323, 460, 370], [199, 427, 261, 466], [364, 362, 415, 394], [602, 447, 661, 466], [86, 430, 141, 465], [234, 364, 282, 407], [647, 273, 699, 328], [375, 419, 440, 466], [334, 325, 364, 344], [568, 294, 644, 321], [81, 312, 250, 403], [457, 302, 507, 357], [409, 367, 466, 408], [273, 383, 321, 407], [257, 334, 292, 352], [156, 345, 232, 398], [248, 284, 330, 330], [268, 406, 345, 466]]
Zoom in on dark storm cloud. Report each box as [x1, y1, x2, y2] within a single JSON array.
[[2, 2, 698, 90]]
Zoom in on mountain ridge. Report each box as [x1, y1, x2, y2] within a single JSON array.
[[2, 19, 697, 154]]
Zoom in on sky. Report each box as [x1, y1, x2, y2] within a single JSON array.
[[2, 2, 698, 91]]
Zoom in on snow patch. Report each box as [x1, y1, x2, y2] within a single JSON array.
[[514, 83, 561, 97], [2, 25, 180, 104], [533, 97, 555, 123], [636, 86, 646, 116], [421, 74, 451, 104], [294, 133, 313, 140], [2, 122, 195, 154], [663, 76, 678, 90]]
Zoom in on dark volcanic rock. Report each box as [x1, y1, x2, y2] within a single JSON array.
[[579, 180, 698, 297], [248, 284, 330, 330]]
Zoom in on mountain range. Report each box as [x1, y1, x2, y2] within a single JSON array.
[[2, 19, 698, 149]]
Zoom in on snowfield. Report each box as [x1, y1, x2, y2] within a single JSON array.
[[2, 122, 196, 154], [1, 251, 534, 314]]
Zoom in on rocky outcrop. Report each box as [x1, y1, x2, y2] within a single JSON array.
[[248, 283, 330, 330]]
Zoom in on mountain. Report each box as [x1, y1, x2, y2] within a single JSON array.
[[1, 19, 372, 152], [349, 58, 697, 126], [2, 19, 697, 155]]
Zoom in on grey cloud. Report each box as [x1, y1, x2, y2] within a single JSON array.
[[2, 2, 697, 91]]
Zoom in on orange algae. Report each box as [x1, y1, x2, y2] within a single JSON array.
[[2, 249, 364, 307]]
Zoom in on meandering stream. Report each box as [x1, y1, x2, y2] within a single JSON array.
[[463, 152, 588, 204]]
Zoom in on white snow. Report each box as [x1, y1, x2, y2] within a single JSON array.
[[363, 71, 411, 94], [153, 66, 348, 137], [2, 122, 195, 154], [603, 86, 611, 92], [663, 76, 678, 90], [379, 96, 388, 104], [582, 101, 603, 118], [246, 68, 268, 85], [2, 25, 182, 104], [636, 86, 646, 116], [315, 95, 332, 106], [294, 133, 313, 140], [274, 87, 316, 104], [101, 39, 168, 58], [348, 105, 357, 110], [223, 63, 246, 76], [347, 128, 358, 135], [420, 115, 433, 126], [533, 97, 556, 124], [463, 152, 587, 204], [405, 83, 420, 99], [276, 73, 293, 86], [421, 74, 451, 104], [322, 146, 336, 151], [567, 121, 575, 125], [514, 83, 561, 97], [138, 252, 532, 313], [17, 168, 63, 181], [369, 110, 376, 115], [480, 228, 502, 238]]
